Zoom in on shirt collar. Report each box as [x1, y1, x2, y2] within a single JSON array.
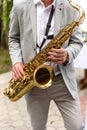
[[34, 0, 40, 5], [34, 0, 56, 7]]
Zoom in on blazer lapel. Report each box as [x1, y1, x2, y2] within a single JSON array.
[[28, 0, 37, 48], [25, 0, 64, 47], [54, 0, 64, 36]]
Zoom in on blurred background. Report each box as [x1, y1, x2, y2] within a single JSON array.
[[0, 0, 12, 74]]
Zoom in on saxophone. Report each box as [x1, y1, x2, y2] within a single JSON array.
[[4, 0, 85, 101]]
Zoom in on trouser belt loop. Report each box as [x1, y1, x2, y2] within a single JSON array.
[[53, 73, 62, 82]]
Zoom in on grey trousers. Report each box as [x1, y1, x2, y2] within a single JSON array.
[[25, 74, 84, 130]]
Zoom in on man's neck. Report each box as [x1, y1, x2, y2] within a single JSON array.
[[41, 0, 54, 7]]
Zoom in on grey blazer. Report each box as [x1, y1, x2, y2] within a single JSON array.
[[8, 0, 83, 98]]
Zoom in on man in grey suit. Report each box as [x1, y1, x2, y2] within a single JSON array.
[[8, 0, 84, 129]]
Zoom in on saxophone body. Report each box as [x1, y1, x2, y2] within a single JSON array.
[[4, 0, 85, 101]]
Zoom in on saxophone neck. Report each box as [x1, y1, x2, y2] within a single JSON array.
[[68, 0, 85, 25]]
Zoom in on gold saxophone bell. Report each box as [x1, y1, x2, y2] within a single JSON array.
[[4, 64, 54, 101], [4, 0, 85, 101], [33, 64, 54, 89]]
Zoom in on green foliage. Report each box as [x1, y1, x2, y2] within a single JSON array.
[[1, 0, 13, 36], [0, 49, 12, 73]]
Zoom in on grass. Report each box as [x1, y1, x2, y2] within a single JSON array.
[[0, 49, 12, 74]]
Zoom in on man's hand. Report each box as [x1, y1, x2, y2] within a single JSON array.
[[48, 47, 68, 64], [12, 62, 25, 81]]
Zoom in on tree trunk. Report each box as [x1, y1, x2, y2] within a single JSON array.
[[0, 0, 8, 49], [0, 0, 2, 48]]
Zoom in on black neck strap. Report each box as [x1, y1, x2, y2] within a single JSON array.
[[37, 5, 55, 51]]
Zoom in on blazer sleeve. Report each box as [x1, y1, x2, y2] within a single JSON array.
[[65, 7, 83, 64], [8, 5, 23, 65]]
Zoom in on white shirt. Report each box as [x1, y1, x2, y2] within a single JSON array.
[[34, 0, 60, 75]]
